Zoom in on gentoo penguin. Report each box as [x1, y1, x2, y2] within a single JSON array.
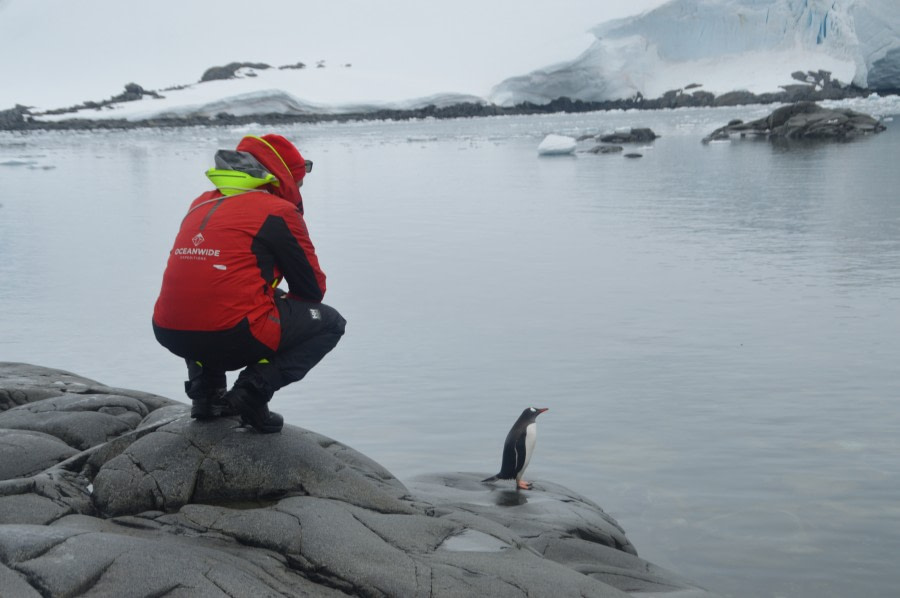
[[483, 407, 549, 490]]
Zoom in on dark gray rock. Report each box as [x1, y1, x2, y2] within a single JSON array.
[[105, 83, 162, 103], [702, 101, 887, 143], [0, 105, 31, 130], [92, 416, 415, 516], [0, 430, 77, 479], [0, 363, 718, 597], [0, 362, 98, 411], [0, 362, 174, 413], [690, 90, 717, 106], [409, 473, 637, 554], [0, 493, 72, 525], [599, 128, 659, 144], [712, 90, 762, 107], [279, 62, 307, 70], [0, 394, 150, 450], [587, 144, 624, 154], [0, 560, 42, 598], [200, 62, 272, 82]]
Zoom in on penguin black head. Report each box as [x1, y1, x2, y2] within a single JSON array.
[[516, 406, 548, 423]]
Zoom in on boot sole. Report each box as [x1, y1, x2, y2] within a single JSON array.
[[191, 404, 239, 420], [190, 405, 216, 420]]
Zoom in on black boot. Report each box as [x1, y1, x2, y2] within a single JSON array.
[[224, 386, 283, 433], [188, 385, 237, 419], [185, 361, 233, 420], [190, 394, 219, 420], [189, 388, 241, 419]]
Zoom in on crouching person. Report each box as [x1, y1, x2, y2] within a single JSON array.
[[152, 133, 345, 433]]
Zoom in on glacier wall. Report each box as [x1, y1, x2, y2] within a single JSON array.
[[593, 0, 857, 62], [491, 0, 900, 106]]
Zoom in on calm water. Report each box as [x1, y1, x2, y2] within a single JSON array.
[[2, 101, 899, 598]]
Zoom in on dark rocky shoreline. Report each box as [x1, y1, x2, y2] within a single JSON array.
[[0, 363, 718, 597], [1, 70, 892, 133]]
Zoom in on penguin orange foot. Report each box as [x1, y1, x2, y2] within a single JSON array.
[[483, 407, 548, 490]]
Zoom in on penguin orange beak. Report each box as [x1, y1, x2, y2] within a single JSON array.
[[537, 408, 549, 413]]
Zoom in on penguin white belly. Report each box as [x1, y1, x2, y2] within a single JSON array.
[[517, 423, 537, 481]]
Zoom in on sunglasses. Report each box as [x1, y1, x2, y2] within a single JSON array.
[[304, 160, 314, 174]]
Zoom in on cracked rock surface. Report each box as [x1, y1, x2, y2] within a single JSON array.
[[0, 363, 718, 597]]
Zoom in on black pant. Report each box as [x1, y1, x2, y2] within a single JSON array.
[[156, 300, 346, 402]]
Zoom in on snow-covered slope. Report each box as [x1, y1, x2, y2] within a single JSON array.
[[491, 0, 900, 106], [36, 67, 488, 123], [0, 0, 661, 116]]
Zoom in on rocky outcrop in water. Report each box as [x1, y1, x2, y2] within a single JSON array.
[[702, 101, 887, 143], [597, 128, 659, 144], [579, 128, 657, 156], [0, 362, 717, 597], [587, 145, 624, 154]]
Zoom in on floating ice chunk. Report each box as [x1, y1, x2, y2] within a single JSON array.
[[537, 134, 576, 156]]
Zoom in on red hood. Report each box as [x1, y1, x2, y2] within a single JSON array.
[[235, 134, 307, 210]]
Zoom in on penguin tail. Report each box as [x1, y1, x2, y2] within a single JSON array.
[[482, 474, 500, 483]]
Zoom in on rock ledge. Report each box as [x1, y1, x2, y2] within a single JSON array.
[[0, 363, 716, 597]]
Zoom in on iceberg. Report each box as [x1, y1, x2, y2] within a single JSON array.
[[537, 134, 577, 156]]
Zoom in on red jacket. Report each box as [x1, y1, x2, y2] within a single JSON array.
[[153, 136, 325, 352]]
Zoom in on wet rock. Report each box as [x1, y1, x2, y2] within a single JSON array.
[[409, 473, 637, 554], [599, 128, 659, 144], [587, 144, 624, 154], [0, 363, 718, 597]]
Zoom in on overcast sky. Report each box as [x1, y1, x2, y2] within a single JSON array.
[[0, 0, 670, 108]]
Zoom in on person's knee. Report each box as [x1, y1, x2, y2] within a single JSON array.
[[334, 312, 347, 337], [321, 304, 346, 336]]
